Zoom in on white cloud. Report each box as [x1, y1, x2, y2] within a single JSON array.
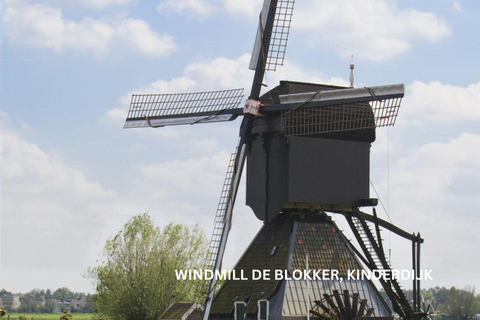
[[221, 0, 262, 17], [156, 0, 261, 18], [138, 152, 230, 200], [293, 0, 451, 61], [453, 1, 463, 12], [0, 113, 115, 276], [41, 0, 135, 9], [383, 133, 480, 288], [157, 0, 217, 19], [392, 133, 480, 205], [79, 0, 134, 9], [4, 1, 176, 57], [155, 0, 451, 61], [403, 80, 480, 123]]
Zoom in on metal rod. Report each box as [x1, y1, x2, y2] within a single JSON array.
[[412, 232, 417, 312], [306, 252, 310, 320], [417, 233, 421, 313]]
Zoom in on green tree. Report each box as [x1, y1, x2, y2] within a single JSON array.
[[60, 310, 73, 320], [87, 213, 208, 320], [449, 286, 479, 320], [28, 300, 40, 313], [54, 288, 74, 299], [477, 294, 480, 314], [45, 299, 57, 313]]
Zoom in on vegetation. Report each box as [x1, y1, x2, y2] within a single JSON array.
[[448, 286, 479, 320], [5, 315, 92, 320], [0, 289, 93, 314], [59, 311, 72, 320], [380, 286, 480, 319], [87, 213, 208, 320]]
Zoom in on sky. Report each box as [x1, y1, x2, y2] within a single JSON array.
[[1, 0, 480, 295]]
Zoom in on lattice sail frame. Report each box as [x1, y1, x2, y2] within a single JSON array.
[[266, 0, 295, 71], [279, 84, 404, 137], [124, 88, 244, 128], [249, 0, 295, 72], [281, 98, 402, 136]]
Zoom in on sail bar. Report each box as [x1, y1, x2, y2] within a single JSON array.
[[124, 88, 244, 128], [249, 0, 295, 72], [279, 84, 404, 136], [278, 84, 404, 106]]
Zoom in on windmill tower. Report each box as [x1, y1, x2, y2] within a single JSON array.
[[124, 1, 426, 320]]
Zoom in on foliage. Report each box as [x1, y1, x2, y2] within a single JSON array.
[[60, 311, 73, 320], [44, 300, 57, 313], [87, 213, 208, 320], [54, 288, 75, 300], [449, 286, 479, 320], [8, 314, 92, 320], [28, 300, 41, 313], [425, 286, 451, 312], [1, 308, 6, 318]]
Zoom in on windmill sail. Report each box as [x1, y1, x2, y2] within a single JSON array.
[[202, 151, 237, 290], [124, 89, 244, 128], [250, 0, 295, 71], [279, 84, 404, 136]]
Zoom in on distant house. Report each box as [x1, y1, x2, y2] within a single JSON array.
[[56, 298, 72, 312], [31, 297, 45, 307], [55, 297, 86, 312], [69, 296, 86, 310], [0, 294, 21, 310]]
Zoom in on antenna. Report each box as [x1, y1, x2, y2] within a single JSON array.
[[350, 55, 355, 88]]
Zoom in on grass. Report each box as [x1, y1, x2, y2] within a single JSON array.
[[6, 314, 93, 320]]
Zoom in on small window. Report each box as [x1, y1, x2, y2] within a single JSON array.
[[258, 300, 269, 320], [235, 301, 246, 320], [270, 246, 277, 256]]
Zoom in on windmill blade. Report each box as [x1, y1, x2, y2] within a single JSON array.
[[204, 2, 293, 319], [202, 141, 249, 320], [124, 89, 244, 128], [201, 150, 237, 298], [250, 0, 295, 72], [279, 84, 404, 136]]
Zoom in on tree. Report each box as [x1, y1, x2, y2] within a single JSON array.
[[28, 300, 41, 313], [449, 286, 479, 320], [87, 213, 208, 320], [54, 288, 74, 299], [60, 310, 73, 320], [45, 299, 57, 313]]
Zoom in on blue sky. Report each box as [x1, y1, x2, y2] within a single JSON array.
[[1, 0, 480, 294]]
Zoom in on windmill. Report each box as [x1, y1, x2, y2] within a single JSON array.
[[124, 1, 425, 320]]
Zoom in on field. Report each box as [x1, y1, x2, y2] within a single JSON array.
[[6, 314, 93, 320]]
